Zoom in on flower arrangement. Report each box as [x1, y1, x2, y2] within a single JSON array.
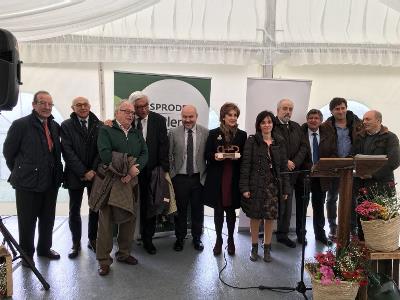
[[356, 182, 400, 221], [306, 238, 369, 287]]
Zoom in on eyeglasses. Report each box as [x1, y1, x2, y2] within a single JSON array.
[[74, 103, 90, 108], [36, 101, 54, 107], [135, 103, 149, 110], [119, 109, 135, 115]]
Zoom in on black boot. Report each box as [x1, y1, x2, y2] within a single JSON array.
[[263, 244, 272, 262], [250, 243, 258, 261]]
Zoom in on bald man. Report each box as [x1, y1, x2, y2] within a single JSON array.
[[61, 96, 102, 258], [353, 110, 400, 191], [168, 105, 209, 251], [274, 99, 308, 248]]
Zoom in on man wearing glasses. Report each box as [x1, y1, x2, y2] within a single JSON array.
[[128, 91, 169, 255], [60, 97, 102, 258], [96, 100, 148, 276], [3, 90, 64, 267]]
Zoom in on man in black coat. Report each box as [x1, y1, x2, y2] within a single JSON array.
[[128, 91, 169, 255], [274, 99, 308, 248], [61, 97, 102, 258], [3, 90, 63, 266]]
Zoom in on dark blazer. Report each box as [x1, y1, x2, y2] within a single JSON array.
[[203, 127, 247, 209], [300, 123, 337, 191], [60, 111, 102, 189], [239, 133, 291, 217], [137, 111, 169, 174], [273, 119, 308, 184], [3, 111, 63, 192]]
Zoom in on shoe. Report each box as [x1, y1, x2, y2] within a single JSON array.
[[174, 239, 184, 251], [98, 264, 110, 276], [68, 243, 81, 259], [213, 238, 223, 256], [277, 237, 296, 248], [143, 241, 157, 255], [297, 237, 308, 245], [193, 239, 204, 251], [87, 240, 96, 253], [316, 236, 333, 246], [117, 255, 138, 265], [21, 256, 34, 267], [227, 237, 235, 256], [250, 243, 258, 261], [263, 244, 272, 262], [37, 249, 61, 260]]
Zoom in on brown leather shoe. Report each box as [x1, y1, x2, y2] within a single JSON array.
[[98, 264, 110, 276], [213, 238, 223, 256], [117, 255, 138, 265]]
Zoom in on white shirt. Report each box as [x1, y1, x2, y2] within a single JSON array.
[[308, 128, 320, 161], [178, 125, 199, 175], [135, 115, 148, 140], [116, 120, 132, 137]]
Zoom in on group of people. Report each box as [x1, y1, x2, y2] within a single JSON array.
[[3, 91, 399, 276]]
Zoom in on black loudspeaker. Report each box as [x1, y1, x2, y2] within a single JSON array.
[[0, 28, 22, 111]]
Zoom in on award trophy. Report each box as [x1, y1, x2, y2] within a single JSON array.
[[216, 145, 241, 159]]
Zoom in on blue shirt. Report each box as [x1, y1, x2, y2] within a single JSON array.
[[336, 126, 351, 157]]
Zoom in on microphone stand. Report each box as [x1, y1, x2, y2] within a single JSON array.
[[0, 216, 50, 290]]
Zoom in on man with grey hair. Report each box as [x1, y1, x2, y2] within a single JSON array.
[[169, 105, 208, 251], [128, 91, 169, 255], [353, 110, 400, 191], [273, 99, 308, 248], [95, 100, 148, 275], [61, 96, 102, 258]]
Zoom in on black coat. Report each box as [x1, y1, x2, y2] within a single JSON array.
[[273, 119, 308, 184], [239, 133, 291, 218], [136, 111, 169, 175], [203, 127, 247, 209], [3, 111, 63, 192], [60, 111, 102, 189]]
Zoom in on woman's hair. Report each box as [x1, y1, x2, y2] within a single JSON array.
[[219, 102, 240, 123], [255, 110, 275, 132]]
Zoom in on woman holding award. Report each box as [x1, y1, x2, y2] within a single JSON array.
[[239, 111, 290, 262], [203, 102, 247, 256]]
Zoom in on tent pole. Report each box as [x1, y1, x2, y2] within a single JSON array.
[[98, 62, 106, 120]]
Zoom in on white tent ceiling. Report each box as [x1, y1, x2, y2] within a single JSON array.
[[1, 0, 400, 66]]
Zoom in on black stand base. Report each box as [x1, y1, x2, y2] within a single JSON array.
[[0, 216, 50, 290]]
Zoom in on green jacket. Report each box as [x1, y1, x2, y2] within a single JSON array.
[[97, 120, 148, 171]]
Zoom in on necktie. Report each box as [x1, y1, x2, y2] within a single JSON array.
[[136, 118, 143, 131], [312, 132, 319, 164], [43, 120, 54, 151], [81, 119, 88, 135], [186, 129, 194, 176]]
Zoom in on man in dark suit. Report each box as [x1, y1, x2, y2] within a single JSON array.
[[169, 105, 208, 251], [128, 91, 169, 255], [274, 98, 308, 248], [300, 109, 336, 245], [61, 96, 102, 258], [3, 90, 63, 266]]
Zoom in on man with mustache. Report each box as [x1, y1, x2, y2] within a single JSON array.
[[168, 105, 208, 251], [274, 99, 308, 248], [3, 91, 64, 266]]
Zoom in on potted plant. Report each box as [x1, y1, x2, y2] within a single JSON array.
[[305, 238, 369, 300], [355, 182, 400, 252]]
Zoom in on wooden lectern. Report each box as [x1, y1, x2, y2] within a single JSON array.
[[312, 155, 388, 247]]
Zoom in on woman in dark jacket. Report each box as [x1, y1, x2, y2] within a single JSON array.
[[203, 102, 247, 256], [239, 111, 290, 262]]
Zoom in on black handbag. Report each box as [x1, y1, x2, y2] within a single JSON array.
[[368, 272, 400, 300]]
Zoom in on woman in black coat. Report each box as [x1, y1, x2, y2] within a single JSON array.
[[239, 111, 290, 262], [203, 102, 247, 256]]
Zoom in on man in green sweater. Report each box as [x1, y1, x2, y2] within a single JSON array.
[[96, 100, 148, 276]]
